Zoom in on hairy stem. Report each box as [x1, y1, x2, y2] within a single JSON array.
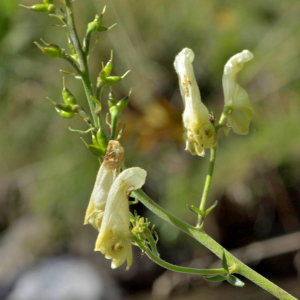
[[65, 0, 97, 125]]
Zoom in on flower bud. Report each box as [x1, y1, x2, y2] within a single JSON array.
[[84, 141, 125, 230], [95, 167, 147, 269], [20, 4, 55, 13], [222, 50, 254, 135], [62, 79, 77, 106], [104, 51, 113, 77], [117, 96, 129, 111], [34, 40, 63, 58], [174, 48, 217, 157], [43, 0, 53, 4], [97, 129, 109, 150], [58, 110, 74, 119]]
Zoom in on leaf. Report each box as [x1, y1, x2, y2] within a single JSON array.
[[187, 204, 205, 217], [226, 275, 245, 287], [203, 275, 227, 282], [205, 200, 218, 216], [222, 249, 229, 273]]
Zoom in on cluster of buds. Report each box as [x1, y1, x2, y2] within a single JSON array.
[[82, 129, 108, 157], [86, 7, 117, 36], [20, 0, 56, 13], [108, 90, 131, 125], [131, 213, 155, 239], [85, 141, 147, 269], [34, 39, 65, 59], [97, 52, 130, 88], [47, 78, 80, 119], [174, 48, 254, 157]]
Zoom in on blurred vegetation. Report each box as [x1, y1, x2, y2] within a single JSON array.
[[1, 0, 300, 298]]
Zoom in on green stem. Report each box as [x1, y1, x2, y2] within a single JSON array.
[[133, 189, 297, 300], [196, 108, 230, 227], [147, 235, 159, 257], [196, 146, 217, 227], [110, 115, 118, 140], [132, 235, 231, 276], [65, 0, 97, 126]]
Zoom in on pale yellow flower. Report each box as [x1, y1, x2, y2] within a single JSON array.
[[95, 167, 147, 269], [174, 48, 217, 157], [222, 50, 254, 135], [84, 140, 125, 231]]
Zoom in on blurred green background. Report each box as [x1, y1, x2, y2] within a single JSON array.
[[1, 0, 300, 299]]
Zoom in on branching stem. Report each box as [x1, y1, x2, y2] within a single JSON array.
[[132, 235, 232, 275]]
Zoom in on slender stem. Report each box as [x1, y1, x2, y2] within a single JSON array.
[[62, 54, 81, 74], [133, 189, 297, 300], [196, 146, 217, 227], [196, 108, 230, 227], [132, 235, 230, 275], [84, 33, 92, 55], [147, 235, 159, 257], [110, 115, 118, 140], [65, 0, 97, 126]]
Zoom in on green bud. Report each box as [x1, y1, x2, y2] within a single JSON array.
[[59, 110, 74, 119], [20, 3, 56, 13], [106, 70, 130, 86], [108, 92, 116, 108], [117, 96, 129, 110], [92, 134, 99, 146], [97, 25, 109, 32], [96, 129, 108, 150], [34, 40, 63, 59], [109, 105, 120, 118], [47, 4, 56, 13], [20, 4, 49, 12], [55, 103, 73, 112], [62, 78, 77, 106], [86, 21, 98, 36], [43, 0, 53, 5], [99, 70, 107, 81], [88, 145, 106, 157], [104, 51, 113, 77]]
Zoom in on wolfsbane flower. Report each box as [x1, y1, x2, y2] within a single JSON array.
[[84, 140, 125, 231], [95, 167, 147, 269], [174, 48, 217, 157], [222, 50, 254, 135]]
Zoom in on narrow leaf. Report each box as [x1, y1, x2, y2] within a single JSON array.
[[227, 275, 245, 287], [203, 275, 226, 282], [222, 249, 229, 273], [205, 200, 218, 216]]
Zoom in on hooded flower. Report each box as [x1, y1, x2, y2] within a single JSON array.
[[84, 140, 125, 231], [95, 167, 147, 270], [222, 50, 254, 135], [174, 48, 217, 157]]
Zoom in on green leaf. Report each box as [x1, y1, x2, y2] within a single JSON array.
[[226, 275, 245, 287], [187, 204, 205, 217], [203, 275, 227, 282], [205, 200, 218, 216], [222, 249, 229, 273]]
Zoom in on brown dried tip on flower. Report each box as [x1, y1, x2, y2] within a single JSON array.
[[84, 140, 125, 231]]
